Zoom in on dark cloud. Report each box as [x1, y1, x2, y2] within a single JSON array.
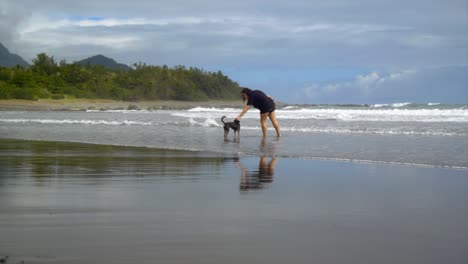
[[0, 1, 32, 51]]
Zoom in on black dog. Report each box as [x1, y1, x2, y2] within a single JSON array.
[[221, 116, 240, 138]]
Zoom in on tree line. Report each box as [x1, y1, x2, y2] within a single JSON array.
[[0, 53, 242, 101]]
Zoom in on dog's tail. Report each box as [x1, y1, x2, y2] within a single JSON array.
[[221, 116, 227, 124]]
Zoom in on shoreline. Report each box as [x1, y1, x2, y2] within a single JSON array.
[[1, 137, 466, 171], [0, 99, 245, 111], [0, 138, 238, 159]]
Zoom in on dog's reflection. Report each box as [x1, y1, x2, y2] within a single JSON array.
[[224, 137, 240, 143], [238, 156, 279, 191]]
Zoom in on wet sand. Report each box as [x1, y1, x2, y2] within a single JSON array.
[[1, 139, 468, 264]]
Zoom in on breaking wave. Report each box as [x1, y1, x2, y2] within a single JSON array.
[[184, 107, 468, 123], [0, 119, 153, 126], [239, 126, 462, 136]]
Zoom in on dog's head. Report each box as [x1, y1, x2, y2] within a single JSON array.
[[234, 119, 240, 124]]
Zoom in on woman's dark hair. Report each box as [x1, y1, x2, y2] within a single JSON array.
[[241, 88, 252, 96]]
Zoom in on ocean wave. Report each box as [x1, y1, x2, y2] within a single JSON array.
[[188, 118, 220, 127], [371, 102, 412, 108], [175, 107, 468, 123], [281, 106, 299, 110], [270, 109, 467, 122], [86, 109, 152, 113], [0, 119, 153, 126], [188, 107, 240, 112], [239, 126, 463, 136]]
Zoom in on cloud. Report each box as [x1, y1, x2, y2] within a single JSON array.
[[0, 1, 32, 51], [6, 0, 466, 69], [356, 71, 381, 94], [302, 70, 417, 98], [295, 67, 468, 104], [15, 13, 463, 66], [1, 0, 466, 103]]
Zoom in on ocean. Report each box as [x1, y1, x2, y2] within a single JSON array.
[[1, 103, 467, 169]]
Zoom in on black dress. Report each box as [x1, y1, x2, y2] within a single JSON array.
[[247, 90, 276, 114]]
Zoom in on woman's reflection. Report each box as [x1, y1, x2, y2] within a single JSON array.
[[238, 156, 279, 191]]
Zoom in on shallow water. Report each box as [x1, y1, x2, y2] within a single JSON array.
[[1, 108, 467, 168], [1, 139, 467, 264]]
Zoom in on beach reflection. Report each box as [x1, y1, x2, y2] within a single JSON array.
[[238, 156, 279, 191], [237, 137, 280, 191], [0, 138, 231, 182], [260, 137, 280, 156], [224, 137, 240, 143]]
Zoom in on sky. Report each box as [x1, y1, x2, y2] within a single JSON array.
[[1, 0, 467, 104]]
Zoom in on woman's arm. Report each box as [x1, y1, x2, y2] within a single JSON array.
[[236, 105, 251, 121]]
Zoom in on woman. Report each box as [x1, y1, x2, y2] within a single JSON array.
[[236, 88, 281, 137]]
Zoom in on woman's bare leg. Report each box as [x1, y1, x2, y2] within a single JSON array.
[[268, 111, 281, 137], [260, 113, 269, 137]]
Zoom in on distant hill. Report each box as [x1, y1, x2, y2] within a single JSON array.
[[0, 43, 30, 67], [0, 51, 242, 101], [77, 54, 131, 70]]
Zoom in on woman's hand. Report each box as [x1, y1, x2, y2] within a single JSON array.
[[236, 105, 251, 121]]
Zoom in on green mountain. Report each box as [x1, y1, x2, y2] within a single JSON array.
[[1, 52, 241, 101], [0, 43, 30, 67], [77, 54, 131, 70]]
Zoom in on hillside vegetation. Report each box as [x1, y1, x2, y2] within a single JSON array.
[[0, 53, 242, 101]]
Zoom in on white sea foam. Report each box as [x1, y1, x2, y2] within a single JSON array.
[[188, 107, 240, 112], [392, 102, 412, 107], [86, 109, 152, 113], [181, 107, 468, 123], [0, 119, 153, 126], [371, 102, 412, 108], [188, 118, 220, 127], [370, 104, 387, 108], [239, 126, 461, 136], [281, 106, 299, 110]]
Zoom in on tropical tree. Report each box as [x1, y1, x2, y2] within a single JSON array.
[[31, 53, 58, 76]]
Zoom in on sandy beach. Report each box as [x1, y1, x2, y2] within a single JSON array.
[[0, 99, 245, 111], [1, 138, 468, 264]]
